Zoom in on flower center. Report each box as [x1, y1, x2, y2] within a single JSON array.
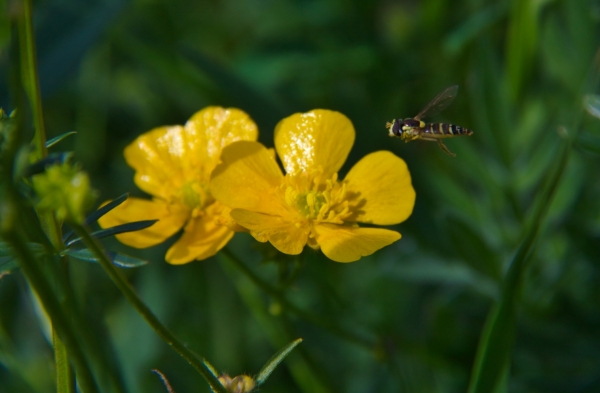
[[295, 191, 326, 219], [282, 169, 352, 224], [178, 181, 213, 214]]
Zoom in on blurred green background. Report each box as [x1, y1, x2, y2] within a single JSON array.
[[2, 0, 600, 392]]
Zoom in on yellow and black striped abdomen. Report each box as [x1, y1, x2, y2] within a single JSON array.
[[424, 123, 473, 138]]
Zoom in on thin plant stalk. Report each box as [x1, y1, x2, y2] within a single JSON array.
[[18, 0, 47, 160], [70, 224, 229, 393], [53, 330, 75, 393], [221, 248, 377, 351], [16, 2, 79, 390], [2, 229, 99, 393]]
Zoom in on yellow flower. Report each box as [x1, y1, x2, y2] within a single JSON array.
[[98, 107, 258, 264], [210, 109, 415, 263]]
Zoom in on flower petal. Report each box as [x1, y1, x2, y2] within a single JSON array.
[[210, 141, 285, 215], [185, 107, 258, 177], [124, 125, 188, 199], [230, 209, 308, 255], [97, 197, 188, 248], [344, 151, 416, 225], [124, 107, 257, 199], [274, 110, 354, 177], [313, 223, 401, 263], [165, 207, 234, 264]]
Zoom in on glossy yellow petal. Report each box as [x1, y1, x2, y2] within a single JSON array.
[[210, 141, 285, 215], [124, 125, 188, 199], [124, 107, 257, 200], [313, 223, 401, 263], [344, 151, 416, 225], [165, 208, 234, 264], [274, 110, 355, 177], [185, 107, 258, 178], [230, 209, 308, 255], [97, 197, 189, 248]]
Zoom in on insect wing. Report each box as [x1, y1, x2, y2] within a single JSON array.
[[414, 85, 459, 120]]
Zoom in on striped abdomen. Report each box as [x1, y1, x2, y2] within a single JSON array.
[[424, 123, 473, 137]]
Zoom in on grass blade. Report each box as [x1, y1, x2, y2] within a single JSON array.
[[256, 338, 303, 386]]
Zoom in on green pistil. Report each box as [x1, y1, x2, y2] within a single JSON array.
[[296, 191, 326, 219], [180, 182, 208, 210]]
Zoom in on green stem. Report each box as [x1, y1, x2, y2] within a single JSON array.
[[2, 229, 99, 393], [17, 4, 79, 391], [219, 256, 333, 393], [71, 224, 229, 393], [221, 248, 377, 351], [19, 0, 47, 160], [53, 330, 75, 393]]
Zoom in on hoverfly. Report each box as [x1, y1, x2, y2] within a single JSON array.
[[386, 85, 473, 157]]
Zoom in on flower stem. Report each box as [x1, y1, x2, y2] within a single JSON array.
[[53, 330, 75, 393], [221, 248, 377, 351], [70, 224, 229, 393], [16, 3, 82, 391], [18, 0, 47, 160], [2, 229, 99, 393]]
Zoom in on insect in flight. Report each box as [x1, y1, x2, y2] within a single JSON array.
[[386, 85, 473, 157]]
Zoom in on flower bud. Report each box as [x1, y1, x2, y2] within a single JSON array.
[[32, 163, 96, 223]]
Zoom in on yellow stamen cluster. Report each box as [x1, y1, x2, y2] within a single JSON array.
[[280, 169, 352, 225]]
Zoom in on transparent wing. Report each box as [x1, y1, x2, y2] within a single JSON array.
[[414, 85, 459, 120]]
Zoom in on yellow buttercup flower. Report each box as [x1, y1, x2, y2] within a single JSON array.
[[210, 109, 416, 263], [98, 107, 258, 264]]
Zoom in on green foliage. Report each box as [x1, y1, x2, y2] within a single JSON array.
[[1, 0, 600, 392]]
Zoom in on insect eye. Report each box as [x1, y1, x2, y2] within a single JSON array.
[[392, 119, 402, 136]]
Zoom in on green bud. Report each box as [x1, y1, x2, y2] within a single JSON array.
[[32, 163, 96, 223]]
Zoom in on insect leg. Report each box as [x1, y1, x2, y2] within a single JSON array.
[[437, 140, 456, 157]]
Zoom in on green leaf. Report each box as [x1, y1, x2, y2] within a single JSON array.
[[0, 242, 44, 278], [0, 256, 19, 276], [23, 152, 73, 177], [45, 131, 77, 148], [63, 248, 148, 268], [64, 219, 158, 248], [390, 257, 499, 299], [202, 359, 219, 379], [256, 338, 303, 386], [468, 141, 570, 393], [151, 369, 175, 393], [443, 3, 507, 55], [63, 193, 129, 242], [583, 94, 600, 119], [575, 132, 600, 155]]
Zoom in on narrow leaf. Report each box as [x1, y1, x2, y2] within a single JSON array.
[[65, 219, 158, 248], [23, 152, 72, 177], [467, 142, 570, 393], [63, 248, 148, 268], [46, 131, 77, 148], [63, 193, 129, 242], [256, 338, 303, 386], [583, 94, 600, 119], [0, 242, 44, 257], [575, 132, 600, 155], [203, 359, 220, 379], [0, 242, 13, 256], [0, 256, 19, 276], [84, 193, 129, 226], [151, 369, 176, 393]]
